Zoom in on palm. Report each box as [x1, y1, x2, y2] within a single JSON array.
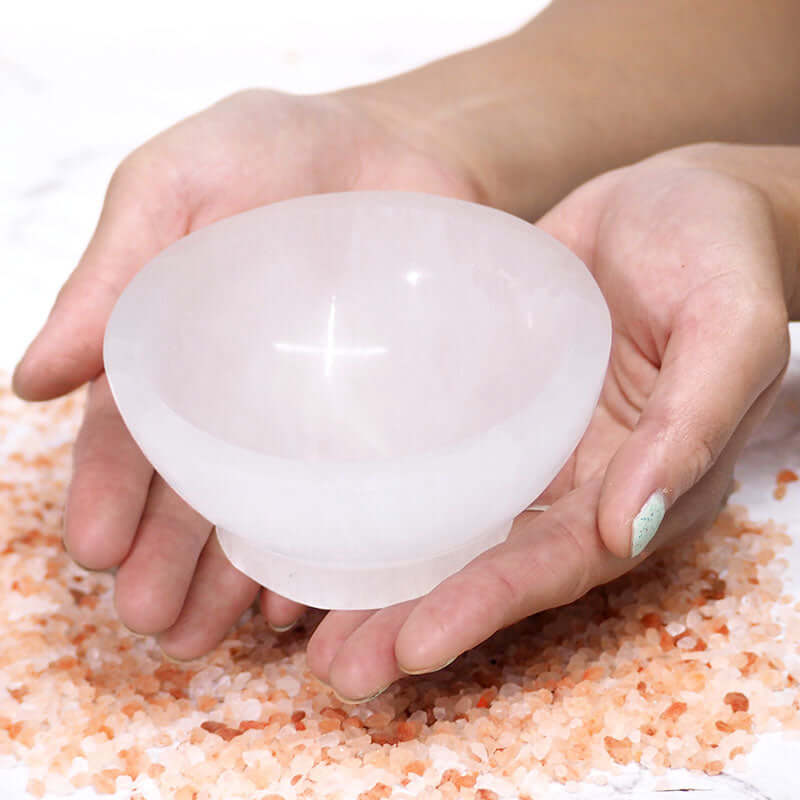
[[306, 157, 789, 701], [15, 90, 480, 656], [542, 162, 779, 506]]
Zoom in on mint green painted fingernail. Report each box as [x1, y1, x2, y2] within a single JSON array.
[[631, 491, 666, 557]]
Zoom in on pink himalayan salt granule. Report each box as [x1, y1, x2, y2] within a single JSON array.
[[0, 380, 799, 800]]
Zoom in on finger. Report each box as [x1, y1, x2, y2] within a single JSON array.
[[13, 150, 189, 401], [64, 373, 152, 570], [394, 417, 761, 677], [395, 480, 628, 675], [157, 532, 259, 660], [325, 602, 417, 703], [597, 276, 789, 559], [644, 375, 784, 547], [259, 590, 306, 633], [114, 477, 213, 634], [306, 610, 375, 686]]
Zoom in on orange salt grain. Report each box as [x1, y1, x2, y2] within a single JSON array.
[[724, 692, 749, 713], [196, 695, 216, 712], [396, 720, 419, 741], [404, 760, 426, 776], [321, 706, 348, 719], [365, 712, 392, 728], [604, 736, 633, 764], [70, 773, 90, 788], [201, 721, 242, 741], [92, 770, 122, 794], [358, 783, 392, 800], [146, 764, 165, 779], [740, 652, 758, 676], [239, 720, 268, 732], [776, 469, 798, 483], [702, 579, 726, 601], [773, 485, 787, 500], [8, 686, 27, 701], [476, 690, 494, 708], [660, 701, 688, 721]]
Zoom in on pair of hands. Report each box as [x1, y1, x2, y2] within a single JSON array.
[[13, 90, 793, 702]]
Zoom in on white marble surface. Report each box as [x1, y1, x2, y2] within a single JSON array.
[[2, 1, 799, 797]]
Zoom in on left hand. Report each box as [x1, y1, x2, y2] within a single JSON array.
[[307, 144, 797, 702]]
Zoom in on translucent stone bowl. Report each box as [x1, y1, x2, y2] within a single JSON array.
[[104, 191, 611, 610]]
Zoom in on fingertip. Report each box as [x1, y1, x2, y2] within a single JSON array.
[[11, 331, 96, 401], [630, 490, 667, 557], [396, 653, 457, 677], [114, 570, 183, 636], [63, 511, 133, 571], [11, 355, 33, 400], [157, 629, 212, 662], [259, 589, 305, 632], [596, 487, 637, 560], [305, 627, 338, 685], [11, 341, 55, 402], [596, 430, 670, 560], [394, 601, 456, 676]]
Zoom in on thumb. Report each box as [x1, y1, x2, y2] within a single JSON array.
[[597, 277, 789, 559], [13, 151, 188, 401]]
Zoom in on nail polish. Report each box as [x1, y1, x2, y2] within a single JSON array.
[[631, 491, 666, 557]]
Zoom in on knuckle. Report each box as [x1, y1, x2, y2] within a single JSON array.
[[480, 562, 524, 617], [108, 149, 147, 191], [547, 518, 592, 604], [484, 517, 591, 622], [686, 429, 721, 489]]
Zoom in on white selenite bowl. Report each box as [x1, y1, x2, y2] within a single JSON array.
[[104, 191, 611, 610]]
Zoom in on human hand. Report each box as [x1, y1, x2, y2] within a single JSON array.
[[306, 144, 799, 702], [12, 89, 481, 653]]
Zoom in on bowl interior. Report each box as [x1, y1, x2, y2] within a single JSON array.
[[119, 192, 594, 462]]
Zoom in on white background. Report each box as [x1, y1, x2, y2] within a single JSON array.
[[1, 0, 539, 372]]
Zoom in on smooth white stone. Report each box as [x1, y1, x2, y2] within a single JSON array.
[[104, 191, 611, 609]]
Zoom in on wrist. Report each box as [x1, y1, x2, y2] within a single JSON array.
[[337, 26, 587, 221], [661, 143, 800, 316], [339, 0, 800, 223]]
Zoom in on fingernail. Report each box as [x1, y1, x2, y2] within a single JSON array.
[[631, 491, 666, 557], [333, 684, 390, 705], [399, 654, 458, 676], [269, 619, 300, 634], [160, 649, 194, 664]]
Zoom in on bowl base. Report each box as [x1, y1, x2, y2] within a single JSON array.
[[216, 521, 513, 611]]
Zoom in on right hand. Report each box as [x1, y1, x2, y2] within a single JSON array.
[[13, 89, 481, 657]]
